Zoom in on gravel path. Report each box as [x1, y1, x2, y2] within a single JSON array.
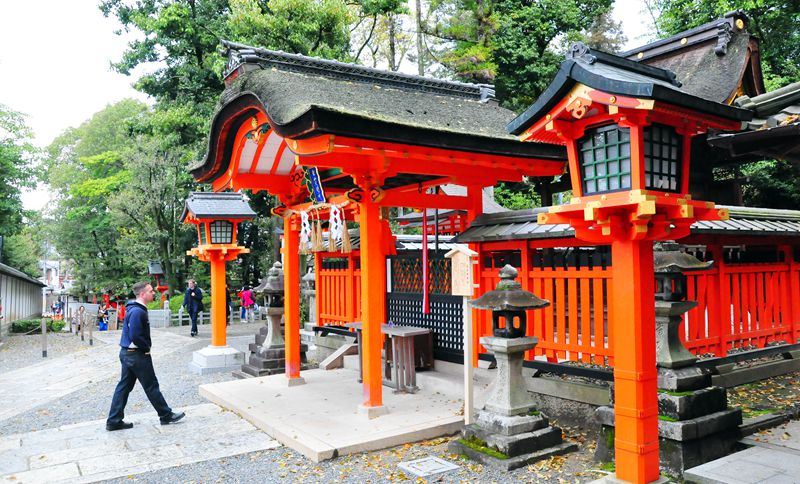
[[1, 322, 613, 482], [0, 331, 91, 375], [103, 428, 605, 483]]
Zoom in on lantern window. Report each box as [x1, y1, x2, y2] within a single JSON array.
[[198, 224, 207, 245], [644, 124, 682, 192], [578, 124, 631, 195], [210, 220, 234, 244]]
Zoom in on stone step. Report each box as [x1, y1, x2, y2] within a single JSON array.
[[449, 439, 576, 471], [657, 386, 727, 421], [248, 356, 285, 370], [475, 410, 549, 436], [464, 424, 563, 457]]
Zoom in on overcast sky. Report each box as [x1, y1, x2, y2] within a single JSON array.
[[3, 0, 652, 211]]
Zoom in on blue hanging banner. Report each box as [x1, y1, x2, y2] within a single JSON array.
[[307, 167, 326, 203]]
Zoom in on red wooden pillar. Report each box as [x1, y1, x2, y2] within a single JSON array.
[[359, 196, 387, 415], [710, 244, 730, 356], [283, 216, 304, 385], [209, 252, 227, 347], [611, 238, 660, 483], [781, 245, 800, 342], [466, 185, 483, 367]]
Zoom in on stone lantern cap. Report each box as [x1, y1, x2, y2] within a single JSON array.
[[262, 262, 284, 294], [469, 265, 550, 311], [301, 267, 315, 288], [653, 242, 713, 273]]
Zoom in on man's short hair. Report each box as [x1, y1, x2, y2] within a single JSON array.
[[188, 279, 195, 285], [132, 281, 151, 296]]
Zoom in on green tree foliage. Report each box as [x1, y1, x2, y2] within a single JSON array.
[[493, 0, 614, 111], [653, 0, 800, 89], [426, 0, 613, 109], [228, 0, 352, 60], [3, 231, 42, 277], [44, 100, 147, 295], [493, 182, 541, 210], [0, 105, 36, 237], [740, 160, 800, 209]]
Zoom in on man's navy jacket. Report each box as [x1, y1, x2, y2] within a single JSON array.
[[120, 301, 151, 351], [183, 287, 204, 313]]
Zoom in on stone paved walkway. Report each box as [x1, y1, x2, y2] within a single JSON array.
[[685, 419, 800, 483], [0, 331, 194, 423], [0, 403, 280, 483]]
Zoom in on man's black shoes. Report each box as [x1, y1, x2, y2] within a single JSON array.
[[106, 421, 134, 431], [160, 411, 186, 425], [190, 332, 197, 337]]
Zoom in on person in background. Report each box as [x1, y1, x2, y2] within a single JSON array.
[[106, 281, 185, 431], [225, 284, 232, 326], [240, 286, 254, 322], [182, 279, 204, 337]]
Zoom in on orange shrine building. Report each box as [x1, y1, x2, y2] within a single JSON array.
[[188, 11, 800, 482]]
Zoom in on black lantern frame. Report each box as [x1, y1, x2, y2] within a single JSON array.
[[578, 123, 683, 196]]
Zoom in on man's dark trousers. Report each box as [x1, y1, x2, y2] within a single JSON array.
[[107, 349, 172, 425], [189, 310, 199, 335]]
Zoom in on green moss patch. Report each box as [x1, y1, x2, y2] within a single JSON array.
[[658, 389, 694, 397], [599, 461, 615, 472], [458, 435, 509, 460], [527, 409, 540, 416], [658, 415, 679, 422]]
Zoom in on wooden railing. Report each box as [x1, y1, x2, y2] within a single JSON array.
[[316, 252, 361, 326], [475, 244, 800, 365]]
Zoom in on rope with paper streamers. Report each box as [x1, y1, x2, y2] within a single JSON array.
[[274, 201, 353, 254]]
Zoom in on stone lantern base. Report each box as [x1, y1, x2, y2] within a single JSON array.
[[594, 300, 742, 476], [233, 310, 311, 379], [188, 345, 244, 375], [449, 336, 576, 470]]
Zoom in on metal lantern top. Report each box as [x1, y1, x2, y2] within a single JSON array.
[[653, 242, 713, 274], [147, 261, 164, 276], [469, 265, 550, 312], [180, 191, 256, 223], [263, 261, 284, 294]]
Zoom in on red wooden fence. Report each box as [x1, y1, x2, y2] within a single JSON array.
[[316, 252, 361, 326], [475, 242, 800, 366]]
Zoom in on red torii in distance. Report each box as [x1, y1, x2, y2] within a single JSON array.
[[190, 42, 566, 416]]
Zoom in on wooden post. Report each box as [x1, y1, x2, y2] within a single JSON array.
[[358, 197, 387, 415], [463, 295, 474, 424], [780, 245, 800, 343], [611, 238, 659, 483], [711, 244, 731, 356], [41, 318, 47, 358], [283, 216, 304, 385]]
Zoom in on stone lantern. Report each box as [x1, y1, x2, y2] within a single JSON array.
[[237, 261, 311, 378], [469, 265, 548, 338], [301, 267, 316, 326], [653, 242, 711, 370], [450, 265, 576, 469]]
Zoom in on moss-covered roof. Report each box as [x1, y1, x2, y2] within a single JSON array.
[[191, 43, 566, 182]]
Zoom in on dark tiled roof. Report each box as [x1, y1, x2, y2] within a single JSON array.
[[180, 192, 256, 222], [191, 42, 566, 181], [707, 82, 800, 163], [621, 11, 763, 104], [0, 262, 46, 287], [508, 43, 752, 135], [454, 205, 800, 243]]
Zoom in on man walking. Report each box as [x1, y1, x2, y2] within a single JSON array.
[[183, 279, 204, 337], [106, 282, 185, 431]]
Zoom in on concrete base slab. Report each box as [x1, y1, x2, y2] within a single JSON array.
[[588, 473, 670, 483], [200, 366, 493, 462], [189, 345, 244, 375], [285, 377, 306, 387], [358, 404, 389, 419]]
